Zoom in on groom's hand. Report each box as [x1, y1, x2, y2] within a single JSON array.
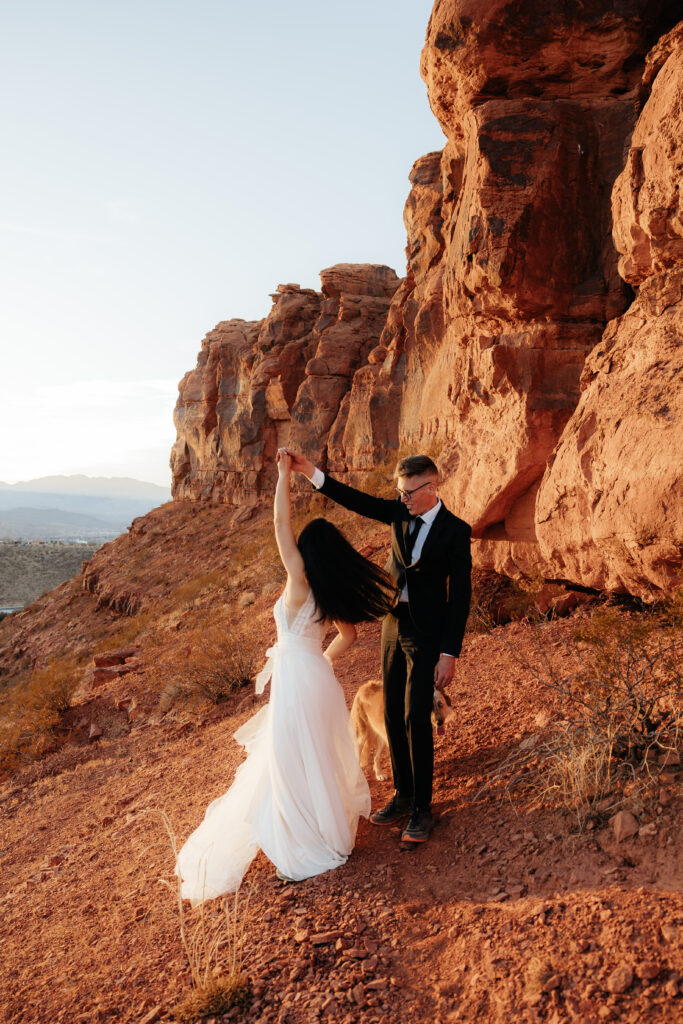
[[434, 654, 456, 689], [285, 449, 316, 479]]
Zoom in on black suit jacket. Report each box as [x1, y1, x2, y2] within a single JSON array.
[[318, 474, 472, 657]]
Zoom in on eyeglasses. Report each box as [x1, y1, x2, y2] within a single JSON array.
[[395, 481, 433, 499]]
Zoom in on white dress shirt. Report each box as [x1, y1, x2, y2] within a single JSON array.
[[399, 498, 442, 600]]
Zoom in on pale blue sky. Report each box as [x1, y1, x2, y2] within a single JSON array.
[[1, 1, 443, 486]]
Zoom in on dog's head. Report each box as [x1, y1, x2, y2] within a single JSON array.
[[432, 688, 452, 733]]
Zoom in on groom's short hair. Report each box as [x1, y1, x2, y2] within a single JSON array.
[[395, 454, 439, 479]]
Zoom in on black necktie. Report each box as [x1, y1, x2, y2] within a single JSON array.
[[406, 516, 423, 564], [397, 517, 423, 595]]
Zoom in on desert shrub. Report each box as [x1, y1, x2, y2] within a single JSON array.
[[235, 530, 280, 570], [650, 586, 683, 629], [0, 707, 57, 776], [466, 599, 498, 635], [0, 654, 82, 775], [478, 601, 683, 827], [26, 657, 81, 714], [165, 625, 260, 707], [170, 569, 232, 611], [355, 454, 400, 499], [466, 571, 541, 634], [94, 607, 157, 653], [155, 811, 252, 1023]]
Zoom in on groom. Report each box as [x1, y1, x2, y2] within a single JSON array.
[[287, 450, 472, 844]]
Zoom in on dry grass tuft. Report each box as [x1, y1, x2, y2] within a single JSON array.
[[169, 569, 232, 611], [160, 624, 260, 709], [477, 598, 683, 827], [467, 571, 542, 634], [353, 454, 400, 499], [0, 654, 83, 776], [95, 607, 157, 653], [523, 957, 554, 1000], [153, 810, 252, 1023], [172, 975, 251, 1023], [232, 530, 280, 571]]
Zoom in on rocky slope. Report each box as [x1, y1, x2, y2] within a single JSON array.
[[170, 2, 682, 599], [1, 506, 681, 1024]]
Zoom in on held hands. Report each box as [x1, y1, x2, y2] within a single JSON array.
[[276, 448, 292, 476], [281, 448, 315, 479], [434, 654, 456, 690]]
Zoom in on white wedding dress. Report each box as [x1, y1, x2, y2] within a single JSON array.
[[176, 588, 371, 903]]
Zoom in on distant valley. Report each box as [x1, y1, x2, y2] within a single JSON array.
[[0, 475, 171, 542], [0, 541, 100, 611], [0, 475, 171, 608]]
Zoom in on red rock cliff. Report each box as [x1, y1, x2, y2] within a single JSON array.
[[360, 0, 680, 589], [536, 23, 683, 596], [170, 266, 400, 511], [171, 2, 682, 596]]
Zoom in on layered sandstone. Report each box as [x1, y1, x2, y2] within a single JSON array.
[[328, 152, 445, 475], [330, 1, 681, 591], [170, 1, 682, 596], [387, 2, 673, 545], [287, 265, 401, 468], [536, 24, 683, 596], [170, 266, 400, 507]]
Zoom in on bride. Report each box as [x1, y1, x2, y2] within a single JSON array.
[[176, 449, 396, 902]]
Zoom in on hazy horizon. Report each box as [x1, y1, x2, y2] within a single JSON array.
[[0, 472, 171, 491], [1, 1, 442, 488]]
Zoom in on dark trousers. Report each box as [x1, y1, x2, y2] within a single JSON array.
[[381, 604, 440, 810]]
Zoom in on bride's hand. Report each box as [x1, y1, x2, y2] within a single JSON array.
[[277, 448, 292, 475]]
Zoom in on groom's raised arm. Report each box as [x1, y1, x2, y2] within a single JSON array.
[[287, 450, 399, 525]]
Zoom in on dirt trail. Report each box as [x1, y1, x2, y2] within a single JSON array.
[[1, 608, 681, 1024]]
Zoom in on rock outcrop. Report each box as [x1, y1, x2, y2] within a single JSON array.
[[170, 2, 682, 597], [328, 152, 446, 475], [343, 0, 678, 584], [287, 265, 401, 468], [171, 266, 400, 506], [171, 289, 315, 507], [536, 23, 683, 596]]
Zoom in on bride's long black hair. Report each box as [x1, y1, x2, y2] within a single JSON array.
[[297, 518, 397, 623]]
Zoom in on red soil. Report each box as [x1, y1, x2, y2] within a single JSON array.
[[0, 506, 681, 1024]]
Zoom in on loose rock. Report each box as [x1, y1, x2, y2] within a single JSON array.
[[610, 811, 639, 842], [606, 966, 633, 994]]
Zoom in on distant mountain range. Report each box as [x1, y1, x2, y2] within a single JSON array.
[[0, 475, 172, 541]]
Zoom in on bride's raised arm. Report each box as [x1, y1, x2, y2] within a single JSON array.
[[274, 449, 309, 613]]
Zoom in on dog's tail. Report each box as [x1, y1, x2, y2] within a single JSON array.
[[350, 696, 365, 740], [350, 693, 369, 762]]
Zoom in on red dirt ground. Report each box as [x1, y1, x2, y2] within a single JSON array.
[[0, 504, 681, 1024]]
